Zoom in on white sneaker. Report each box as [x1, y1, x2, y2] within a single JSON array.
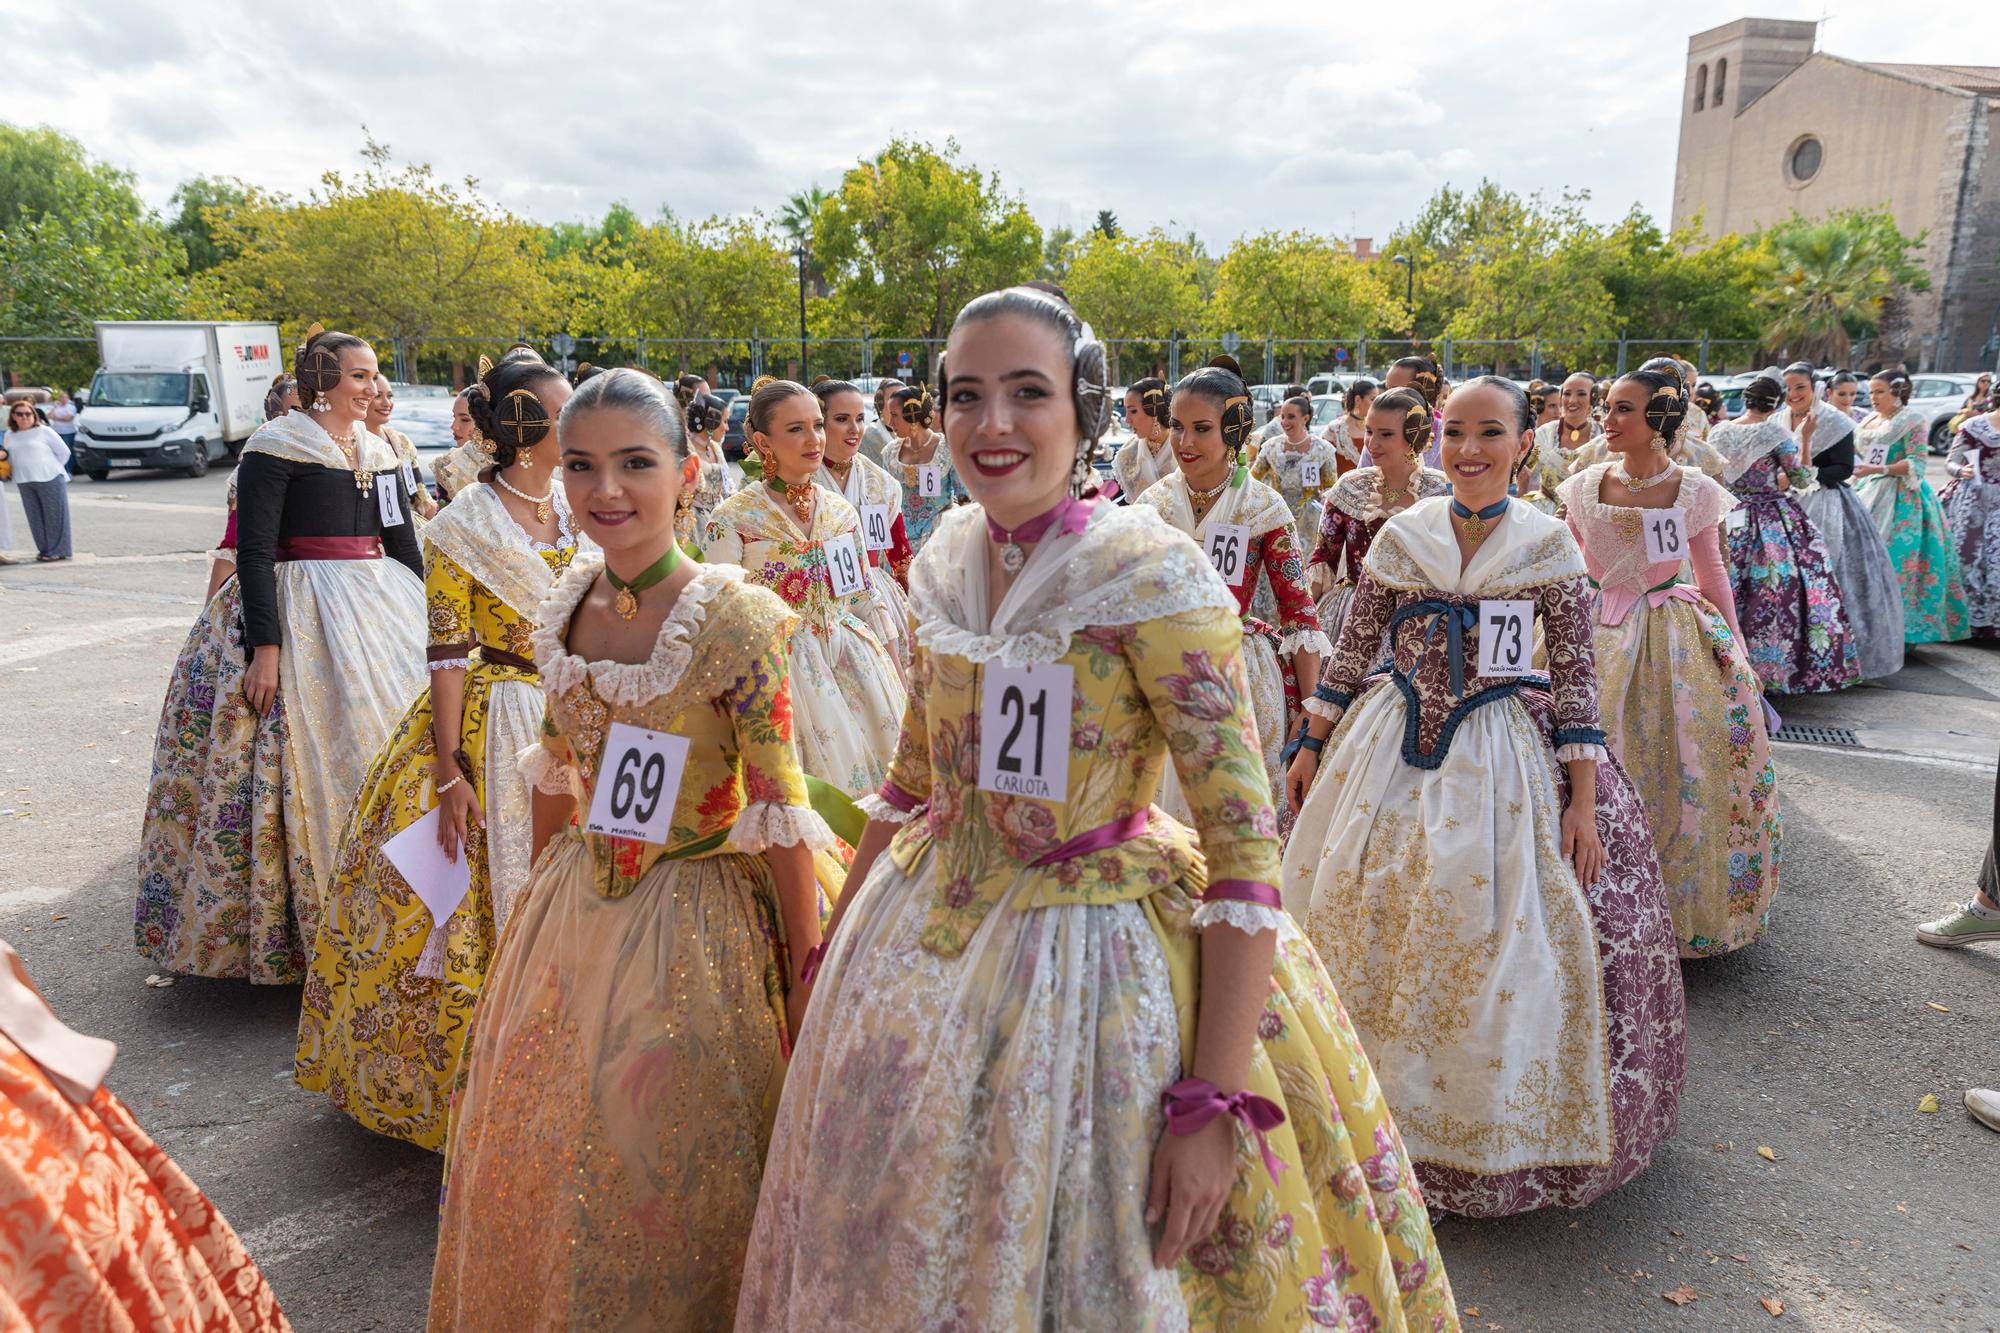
[[1968, 1088, 2000, 1133]]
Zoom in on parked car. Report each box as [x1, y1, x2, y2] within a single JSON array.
[[388, 396, 458, 454], [1310, 394, 1343, 433], [1909, 373, 1988, 454], [1247, 383, 1289, 427], [723, 396, 750, 461]]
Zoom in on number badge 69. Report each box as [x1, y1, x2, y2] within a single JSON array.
[[585, 722, 692, 845]]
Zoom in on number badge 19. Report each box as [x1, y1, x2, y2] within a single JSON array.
[[977, 664, 1074, 803], [824, 533, 866, 597], [585, 722, 692, 845]]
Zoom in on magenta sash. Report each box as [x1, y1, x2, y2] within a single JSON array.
[[1027, 808, 1149, 867]]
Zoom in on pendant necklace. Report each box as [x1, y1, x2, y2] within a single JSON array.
[[329, 429, 373, 495], [767, 476, 815, 525], [1188, 473, 1230, 523], [494, 470, 555, 523], [1450, 495, 1509, 545], [1565, 423, 1588, 447], [985, 497, 1078, 574], [606, 544, 683, 620], [1612, 460, 1677, 492]]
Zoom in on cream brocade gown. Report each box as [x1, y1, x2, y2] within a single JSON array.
[[428, 561, 846, 1331], [739, 503, 1456, 1333], [702, 483, 907, 797]]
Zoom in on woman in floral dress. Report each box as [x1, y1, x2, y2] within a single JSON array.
[[1558, 369, 1780, 957], [741, 286, 1456, 1332], [1249, 394, 1344, 542], [295, 359, 586, 1150], [879, 382, 965, 552], [1, 939, 291, 1331], [1282, 376, 1686, 1218], [429, 369, 846, 1332], [814, 377, 915, 677], [1944, 398, 2000, 637], [703, 381, 907, 797], [678, 391, 738, 555], [135, 327, 425, 981], [1855, 371, 1969, 645], [1110, 376, 1176, 501], [1140, 363, 1330, 830], [1307, 387, 1451, 644], [1711, 375, 1861, 694]]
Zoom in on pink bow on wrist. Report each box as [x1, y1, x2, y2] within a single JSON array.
[[799, 943, 827, 984], [1161, 1077, 1289, 1182]]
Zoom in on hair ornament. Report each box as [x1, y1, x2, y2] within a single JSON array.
[[496, 385, 552, 448]]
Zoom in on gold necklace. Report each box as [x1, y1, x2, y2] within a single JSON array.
[[1612, 460, 1677, 492], [825, 457, 853, 487], [769, 477, 815, 525], [1187, 474, 1230, 522], [494, 470, 555, 523], [327, 428, 373, 495]]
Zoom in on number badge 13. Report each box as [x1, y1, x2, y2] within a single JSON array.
[[977, 663, 1074, 803], [585, 722, 692, 845]]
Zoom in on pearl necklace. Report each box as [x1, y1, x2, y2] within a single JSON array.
[[1612, 460, 1677, 492], [494, 470, 555, 523], [1187, 474, 1230, 522]]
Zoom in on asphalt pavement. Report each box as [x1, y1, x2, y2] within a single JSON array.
[[1, 463, 1996, 1332]]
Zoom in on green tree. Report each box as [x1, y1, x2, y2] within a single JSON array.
[[813, 138, 1041, 367], [0, 124, 186, 386], [1440, 190, 1619, 367], [1062, 228, 1204, 383], [1211, 231, 1399, 379], [1094, 209, 1119, 240], [1040, 223, 1076, 284], [590, 214, 796, 372], [1600, 209, 1765, 346], [165, 176, 249, 274], [197, 138, 555, 370], [1754, 207, 1929, 365], [779, 186, 828, 245]]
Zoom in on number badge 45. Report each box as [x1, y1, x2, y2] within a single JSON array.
[[586, 722, 692, 845], [977, 664, 1074, 803]]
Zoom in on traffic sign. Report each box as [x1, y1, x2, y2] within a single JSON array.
[[897, 351, 911, 367], [1334, 348, 1348, 363], [1221, 332, 1241, 354], [551, 333, 577, 357]]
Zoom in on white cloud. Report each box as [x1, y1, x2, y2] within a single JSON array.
[[2, 0, 1992, 255]]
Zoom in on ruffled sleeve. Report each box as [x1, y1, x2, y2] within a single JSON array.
[[1539, 576, 1610, 762], [724, 641, 838, 853], [518, 713, 580, 797], [1128, 604, 1283, 933]]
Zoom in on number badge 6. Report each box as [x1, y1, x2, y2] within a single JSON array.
[[977, 664, 1075, 803], [585, 722, 692, 845]]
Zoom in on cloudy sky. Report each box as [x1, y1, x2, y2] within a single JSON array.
[[9, 0, 1995, 247]]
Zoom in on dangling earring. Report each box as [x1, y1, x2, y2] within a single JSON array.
[[1651, 432, 1668, 452], [311, 392, 331, 412]]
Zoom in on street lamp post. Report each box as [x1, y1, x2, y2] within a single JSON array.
[[793, 242, 810, 381], [1390, 254, 1415, 334]]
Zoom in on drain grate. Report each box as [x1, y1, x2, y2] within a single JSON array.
[[1771, 724, 1860, 747]]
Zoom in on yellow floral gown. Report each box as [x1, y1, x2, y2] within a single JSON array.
[[429, 560, 846, 1332], [739, 503, 1456, 1332], [294, 484, 582, 1150], [702, 482, 907, 796]]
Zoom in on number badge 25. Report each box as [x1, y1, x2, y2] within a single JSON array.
[[977, 664, 1074, 803], [585, 722, 692, 845]]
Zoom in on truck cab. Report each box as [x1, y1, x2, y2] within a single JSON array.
[[73, 368, 221, 478], [71, 321, 281, 479]]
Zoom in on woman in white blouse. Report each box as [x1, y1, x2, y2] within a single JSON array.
[[4, 401, 72, 561]]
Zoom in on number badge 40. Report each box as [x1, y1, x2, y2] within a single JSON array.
[[585, 722, 691, 845]]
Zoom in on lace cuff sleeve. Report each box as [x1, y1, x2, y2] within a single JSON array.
[[857, 792, 921, 824], [1193, 880, 1286, 936], [517, 742, 578, 796], [732, 802, 840, 853], [1276, 627, 1335, 657]]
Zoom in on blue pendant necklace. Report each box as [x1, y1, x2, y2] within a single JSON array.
[[1449, 495, 1509, 544]]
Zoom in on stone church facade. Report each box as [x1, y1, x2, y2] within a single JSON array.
[[1672, 17, 1999, 370]]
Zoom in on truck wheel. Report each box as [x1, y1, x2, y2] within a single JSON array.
[[185, 444, 210, 479], [86, 468, 110, 482]]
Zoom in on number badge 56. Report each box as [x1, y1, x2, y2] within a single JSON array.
[[585, 722, 692, 845]]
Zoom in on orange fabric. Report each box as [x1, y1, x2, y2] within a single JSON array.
[[0, 1036, 289, 1333]]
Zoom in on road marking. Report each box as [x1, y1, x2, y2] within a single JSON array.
[[0, 616, 191, 666], [234, 1163, 435, 1268], [67, 495, 228, 516]]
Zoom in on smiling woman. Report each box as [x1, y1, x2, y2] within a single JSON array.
[[1283, 375, 1687, 1218], [701, 378, 907, 797]]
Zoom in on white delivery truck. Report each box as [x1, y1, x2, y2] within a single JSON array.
[[72, 321, 284, 479]]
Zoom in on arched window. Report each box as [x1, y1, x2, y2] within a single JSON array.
[[1694, 64, 1708, 112], [1714, 57, 1728, 106]]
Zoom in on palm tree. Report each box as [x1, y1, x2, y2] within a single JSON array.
[[1757, 210, 1927, 365], [1094, 209, 1119, 239], [780, 186, 828, 245]]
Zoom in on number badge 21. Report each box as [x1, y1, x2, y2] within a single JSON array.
[[585, 722, 692, 845], [977, 664, 1074, 803]]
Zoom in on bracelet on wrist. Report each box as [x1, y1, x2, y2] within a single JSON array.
[[435, 775, 464, 796], [1300, 734, 1325, 754]]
